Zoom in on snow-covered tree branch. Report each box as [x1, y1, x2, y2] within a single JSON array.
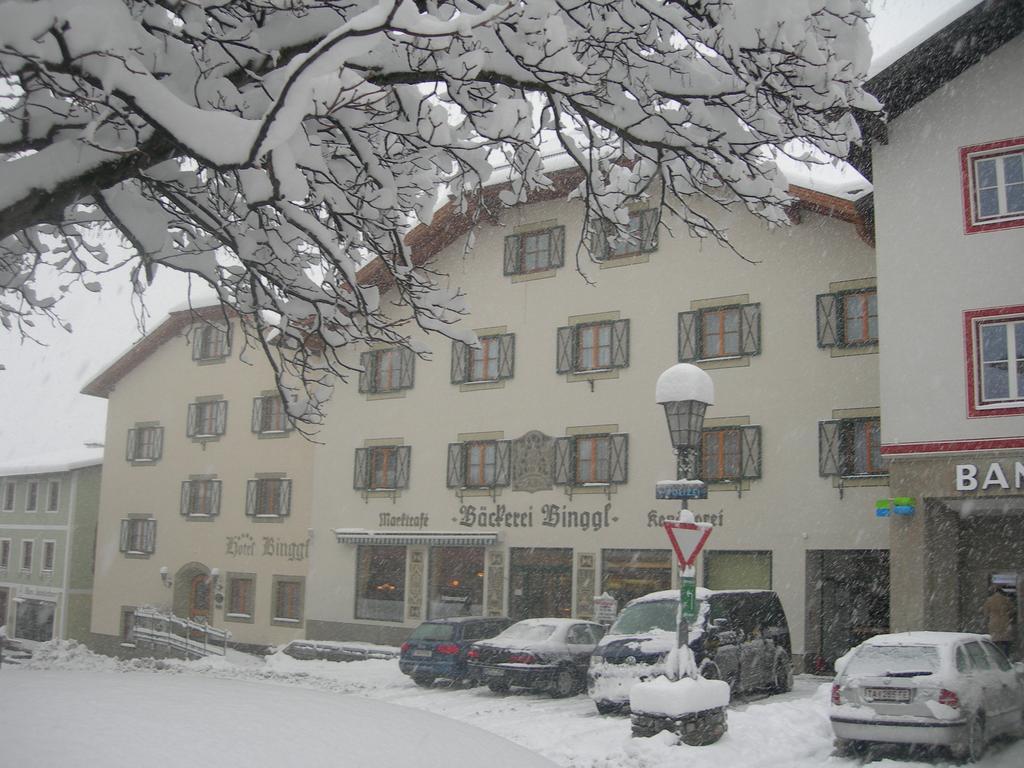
[[0, 0, 876, 425]]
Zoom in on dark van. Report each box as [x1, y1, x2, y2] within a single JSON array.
[[399, 616, 513, 686], [587, 588, 792, 713]]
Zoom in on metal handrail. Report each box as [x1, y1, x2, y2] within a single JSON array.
[[131, 606, 230, 658]]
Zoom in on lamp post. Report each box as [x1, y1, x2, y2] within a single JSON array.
[[656, 364, 714, 679]]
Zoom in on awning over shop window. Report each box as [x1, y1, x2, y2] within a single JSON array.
[[334, 529, 499, 546]]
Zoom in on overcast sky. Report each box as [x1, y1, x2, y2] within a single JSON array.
[[0, 0, 980, 467]]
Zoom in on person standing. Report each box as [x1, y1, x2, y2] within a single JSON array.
[[982, 585, 1015, 660]]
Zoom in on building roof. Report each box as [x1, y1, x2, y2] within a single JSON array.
[[849, 0, 1024, 180], [0, 446, 104, 477]]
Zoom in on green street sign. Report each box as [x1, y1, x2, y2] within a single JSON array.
[[681, 577, 697, 622]]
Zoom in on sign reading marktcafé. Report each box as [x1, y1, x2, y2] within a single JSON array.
[[955, 460, 1024, 492]]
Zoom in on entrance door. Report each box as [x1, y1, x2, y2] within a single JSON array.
[[510, 548, 573, 619], [189, 574, 211, 624]]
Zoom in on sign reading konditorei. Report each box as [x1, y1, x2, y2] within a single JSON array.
[[647, 510, 725, 528], [955, 461, 1024, 492], [225, 533, 310, 561]]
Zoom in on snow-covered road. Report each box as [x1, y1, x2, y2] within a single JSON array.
[[3, 641, 1024, 767]]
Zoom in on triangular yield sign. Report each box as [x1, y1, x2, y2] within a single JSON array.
[[663, 521, 713, 568]]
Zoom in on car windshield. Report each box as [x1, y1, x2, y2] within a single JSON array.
[[844, 645, 940, 677], [498, 623, 558, 643], [410, 623, 455, 642], [608, 599, 678, 635]]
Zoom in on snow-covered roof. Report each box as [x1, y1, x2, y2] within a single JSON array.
[[868, 0, 986, 78], [0, 445, 104, 477]]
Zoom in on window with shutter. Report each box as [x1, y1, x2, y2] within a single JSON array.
[[120, 518, 156, 555], [556, 434, 629, 487], [818, 418, 886, 478], [504, 226, 565, 275], [362, 348, 416, 394], [253, 394, 289, 434], [592, 209, 659, 260], [680, 303, 761, 361], [247, 478, 291, 518], [817, 289, 877, 349], [700, 426, 762, 482], [180, 479, 222, 518], [563, 320, 630, 374], [193, 324, 230, 362], [188, 400, 227, 439]]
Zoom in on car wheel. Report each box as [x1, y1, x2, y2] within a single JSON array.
[[551, 667, 579, 698], [487, 679, 510, 693], [412, 675, 435, 688], [595, 701, 621, 716], [951, 713, 986, 763], [772, 656, 793, 694]]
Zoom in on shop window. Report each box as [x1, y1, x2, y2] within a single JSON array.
[[187, 398, 227, 439], [358, 348, 415, 394], [819, 418, 887, 478], [2, 481, 13, 511], [703, 551, 772, 590], [965, 306, 1024, 416], [119, 518, 156, 556], [179, 479, 222, 518], [679, 304, 761, 362], [428, 547, 485, 619], [45, 480, 60, 512], [504, 226, 565, 275], [193, 323, 230, 361], [591, 209, 659, 260], [355, 546, 406, 622], [251, 393, 291, 435], [25, 481, 38, 512], [41, 540, 56, 574], [451, 334, 515, 384], [271, 576, 304, 625], [961, 137, 1024, 234], [554, 433, 628, 488], [245, 478, 292, 519], [556, 320, 630, 374], [817, 289, 878, 348], [601, 549, 673, 608], [21, 539, 33, 574], [700, 426, 762, 482], [447, 440, 511, 490], [226, 575, 256, 622], [353, 445, 411, 492], [14, 598, 55, 642], [126, 424, 164, 463], [509, 548, 573, 620]]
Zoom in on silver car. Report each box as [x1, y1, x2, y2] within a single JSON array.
[[830, 632, 1024, 762]]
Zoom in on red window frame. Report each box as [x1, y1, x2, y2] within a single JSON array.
[[849, 419, 885, 476], [369, 447, 398, 490], [964, 305, 1024, 417], [701, 308, 741, 358], [960, 137, 1024, 234], [274, 580, 302, 621], [469, 337, 499, 382], [701, 429, 742, 481], [842, 290, 878, 345], [576, 323, 612, 371], [575, 436, 610, 484], [374, 349, 399, 392], [229, 577, 253, 616], [260, 395, 287, 432], [464, 441, 496, 487]]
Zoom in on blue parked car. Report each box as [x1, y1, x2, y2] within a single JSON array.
[[399, 616, 513, 686]]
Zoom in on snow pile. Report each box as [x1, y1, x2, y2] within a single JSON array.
[[21, 639, 121, 672], [630, 675, 730, 717]]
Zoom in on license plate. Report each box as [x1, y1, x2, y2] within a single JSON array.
[[412, 649, 432, 658], [485, 668, 504, 677], [865, 687, 911, 702]]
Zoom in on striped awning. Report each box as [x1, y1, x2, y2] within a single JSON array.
[[333, 529, 499, 546]]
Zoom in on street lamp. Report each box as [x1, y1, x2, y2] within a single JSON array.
[[655, 364, 714, 679]]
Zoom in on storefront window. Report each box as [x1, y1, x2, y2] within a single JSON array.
[[355, 546, 406, 622], [601, 549, 673, 607], [15, 597, 55, 641], [428, 546, 484, 619], [703, 550, 772, 590]]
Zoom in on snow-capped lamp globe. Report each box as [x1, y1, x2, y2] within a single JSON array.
[[655, 363, 715, 523]]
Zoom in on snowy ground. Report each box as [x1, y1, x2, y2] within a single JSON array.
[[3, 641, 1024, 768]]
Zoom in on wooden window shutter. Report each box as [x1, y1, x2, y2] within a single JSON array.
[[186, 403, 199, 438], [551, 226, 566, 268], [251, 397, 264, 433], [639, 209, 660, 252], [611, 319, 630, 368], [278, 480, 292, 517], [495, 440, 512, 487], [818, 420, 841, 476], [153, 427, 164, 459], [126, 429, 137, 461], [446, 443, 465, 488], [245, 480, 258, 517], [214, 401, 228, 435], [142, 520, 157, 554], [450, 340, 468, 384], [816, 293, 839, 348], [358, 351, 374, 393], [395, 446, 412, 489], [590, 219, 610, 261], [740, 426, 762, 479], [497, 334, 515, 379], [119, 520, 130, 552], [609, 434, 629, 484], [180, 482, 192, 516], [678, 311, 699, 362], [210, 481, 222, 517], [553, 437, 575, 485], [353, 448, 369, 491], [191, 331, 203, 361], [503, 234, 519, 275], [398, 348, 415, 389], [740, 303, 762, 356], [556, 326, 575, 373]]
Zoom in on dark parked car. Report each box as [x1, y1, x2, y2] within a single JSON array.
[[588, 588, 792, 714], [468, 618, 606, 697], [399, 616, 513, 686]]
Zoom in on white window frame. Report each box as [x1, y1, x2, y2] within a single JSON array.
[[45, 479, 60, 513], [21, 539, 34, 575], [41, 539, 56, 575], [1, 481, 14, 512], [25, 480, 39, 513], [0, 537, 10, 571], [965, 306, 1024, 417], [977, 317, 1024, 408]]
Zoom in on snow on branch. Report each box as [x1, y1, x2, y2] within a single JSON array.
[[0, 0, 876, 427]]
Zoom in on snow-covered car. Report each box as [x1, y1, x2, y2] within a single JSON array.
[[588, 588, 793, 714], [467, 618, 606, 697], [399, 616, 513, 686], [830, 632, 1024, 762]]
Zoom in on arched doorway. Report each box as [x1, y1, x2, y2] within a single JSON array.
[[172, 562, 211, 624]]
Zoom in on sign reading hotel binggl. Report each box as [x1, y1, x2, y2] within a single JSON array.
[[955, 460, 1024, 492]]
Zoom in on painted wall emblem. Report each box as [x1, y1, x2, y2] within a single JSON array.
[[511, 430, 554, 492]]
